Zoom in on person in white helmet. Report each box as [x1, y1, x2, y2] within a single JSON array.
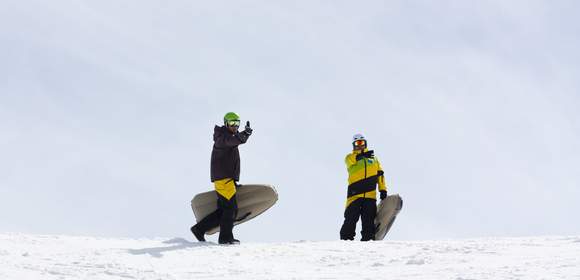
[[340, 133, 388, 241]]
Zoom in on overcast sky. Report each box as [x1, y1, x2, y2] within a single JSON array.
[[1, 0, 579, 242]]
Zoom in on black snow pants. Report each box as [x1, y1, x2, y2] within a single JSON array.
[[194, 193, 238, 242], [340, 198, 377, 241]]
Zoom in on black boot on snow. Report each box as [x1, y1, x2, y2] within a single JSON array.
[[190, 226, 206, 242], [219, 238, 240, 245]]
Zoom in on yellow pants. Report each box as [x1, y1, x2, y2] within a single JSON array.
[[214, 178, 236, 200]]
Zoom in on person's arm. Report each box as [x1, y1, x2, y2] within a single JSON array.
[[378, 171, 387, 192], [214, 122, 252, 148], [238, 121, 252, 143], [356, 150, 374, 161], [214, 132, 245, 148], [376, 158, 388, 199], [345, 153, 357, 168]]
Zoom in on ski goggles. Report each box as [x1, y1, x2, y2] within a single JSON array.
[[353, 140, 366, 147], [226, 120, 241, 127]]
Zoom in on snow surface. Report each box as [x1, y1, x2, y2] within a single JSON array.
[[1, 234, 579, 279]]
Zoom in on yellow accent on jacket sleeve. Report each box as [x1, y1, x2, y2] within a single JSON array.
[[345, 153, 356, 168], [376, 157, 387, 192]]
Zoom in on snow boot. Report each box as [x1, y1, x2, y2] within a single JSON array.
[[190, 225, 206, 242], [219, 238, 240, 245]]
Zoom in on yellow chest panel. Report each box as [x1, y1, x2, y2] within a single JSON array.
[[348, 157, 381, 185]]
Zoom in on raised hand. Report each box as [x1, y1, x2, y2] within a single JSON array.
[[243, 121, 253, 135], [356, 150, 374, 161]]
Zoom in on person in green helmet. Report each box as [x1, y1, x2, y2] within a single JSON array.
[[191, 112, 253, 245]]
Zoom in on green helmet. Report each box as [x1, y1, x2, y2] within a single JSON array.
[[224, 112, 240, 126]]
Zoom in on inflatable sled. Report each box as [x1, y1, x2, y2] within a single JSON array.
[[374, 194, 403, 240], [191, 184, 278, 235]]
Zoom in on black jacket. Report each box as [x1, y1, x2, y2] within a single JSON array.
[[210, 125, 250, 182]]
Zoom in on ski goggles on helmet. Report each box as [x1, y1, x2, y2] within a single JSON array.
[[226, 120, 241, 127], [353, 140, 366, 147]]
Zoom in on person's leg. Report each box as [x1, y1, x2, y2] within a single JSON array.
[[340, 199, 362, 240], [211, 178, 238, 243], [218, 193, 238, 243], [191, 207, 221, 241], [360, 198, 377, 241]]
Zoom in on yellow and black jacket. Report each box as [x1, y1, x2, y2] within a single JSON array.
[[345, 148, 387, 207]]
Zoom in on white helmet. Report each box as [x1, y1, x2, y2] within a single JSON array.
[[352, 133, 366, 143]]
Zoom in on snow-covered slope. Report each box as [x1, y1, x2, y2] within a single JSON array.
[[1, 234, 579, 279]]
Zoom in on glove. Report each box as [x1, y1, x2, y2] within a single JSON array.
[[356, 150, 374, 161], [380, 190, 387, 200], [243, 121, 253, 135]]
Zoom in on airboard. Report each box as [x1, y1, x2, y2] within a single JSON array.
[[374, 194, 403, 240], [191, 184, 278, 235]]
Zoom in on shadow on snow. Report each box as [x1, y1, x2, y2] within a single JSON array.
[[127, 237, 216, 258]]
